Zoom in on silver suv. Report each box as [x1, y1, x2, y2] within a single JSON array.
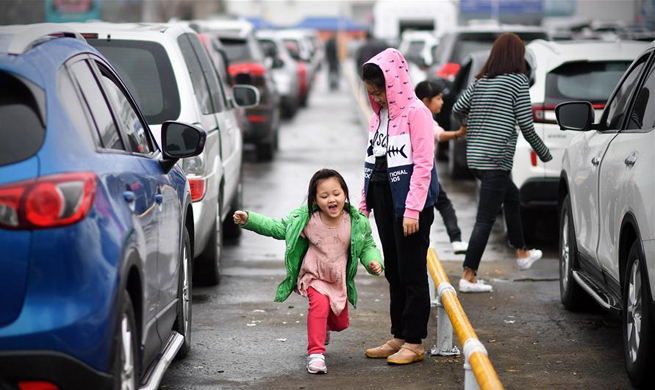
[[72, 22, 258, 285], [557, 42, 655, 387]]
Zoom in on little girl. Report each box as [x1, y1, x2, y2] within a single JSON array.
[[233, 168, 383, 375], [415, 80, 468, 255]]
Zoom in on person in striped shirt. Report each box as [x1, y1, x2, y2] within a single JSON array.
[[452, 33, 553, 293]]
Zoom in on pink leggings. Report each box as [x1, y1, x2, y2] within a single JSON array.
[[307, 287, 349, 355]]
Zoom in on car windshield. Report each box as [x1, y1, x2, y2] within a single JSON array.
[[0, 70, 46, 166], [220, 38, 253, 62], [546, 61, 632, 105], [405, 41, 425, 61], [88, 39, 180, 125]]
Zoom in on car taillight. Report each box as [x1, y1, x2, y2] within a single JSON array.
[[0, 172, 97, 230], [531, 104, 557, 124], [437, 62, 461, 81], [188, 177, 206, 202], [18, 382, 59, 390], [531, 151, 537, 167], [298, 61, 307, 96], [229, 62, 266, 78], [248, 115, 267, 123]]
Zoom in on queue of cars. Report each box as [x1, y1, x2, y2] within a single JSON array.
[[0, 18, 321, 390]]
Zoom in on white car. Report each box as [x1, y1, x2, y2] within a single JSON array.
[[71, 22, 258, 285], [398, 30, 439, 85], [256, 30, 301, 118], [513, 39, 648, 240], [556, 42, 655, 387]]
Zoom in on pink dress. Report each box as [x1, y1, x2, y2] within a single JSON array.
[[297, 212, 351, 316]]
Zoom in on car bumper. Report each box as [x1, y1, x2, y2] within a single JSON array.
[[519, 178, 559, 209], [0, 351, 112, 390]]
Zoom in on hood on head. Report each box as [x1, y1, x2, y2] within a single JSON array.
[[364, 48, 417, 120]]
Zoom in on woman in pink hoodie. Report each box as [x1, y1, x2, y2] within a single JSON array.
[[359, 48, 439, 365]]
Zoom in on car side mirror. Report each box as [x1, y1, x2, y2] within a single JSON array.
[[555, 101, 595, 131], [161, 121, 206, 160], [233, 85, 260, 108]]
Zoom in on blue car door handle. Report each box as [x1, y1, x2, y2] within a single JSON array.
[[123, 191, 136, 203]]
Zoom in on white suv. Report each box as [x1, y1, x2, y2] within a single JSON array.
[[513, 39, 647, 240], [556, 43, 655, 387], [71, 22, 258, 285]]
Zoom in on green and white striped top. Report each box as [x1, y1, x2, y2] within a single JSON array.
[[453, 73, 552, 171]]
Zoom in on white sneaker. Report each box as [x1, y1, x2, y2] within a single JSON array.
[[458, 278, 493, 293], [517, 249, 543, 271], [307, 353, 327, 374], [451, 241, 468, 254]]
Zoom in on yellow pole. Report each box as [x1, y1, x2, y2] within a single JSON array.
[[427, 248, 504, 390]]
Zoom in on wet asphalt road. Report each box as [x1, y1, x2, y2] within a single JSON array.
[[159, 70, 636, 390]]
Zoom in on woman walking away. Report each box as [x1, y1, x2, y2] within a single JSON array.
[[359, 48, 439, 365], [452, 33, 552, 294], [415, 79, 468, 255], [233, 169, 383, 374]]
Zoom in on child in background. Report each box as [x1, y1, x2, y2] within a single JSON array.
[[415, 80, 468, 255], [233, 168, 383, 375]]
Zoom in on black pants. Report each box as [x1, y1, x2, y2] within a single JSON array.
[[434, 180, 462, 243], [368, 181, 434, 344], [463, 169, 526, 272]]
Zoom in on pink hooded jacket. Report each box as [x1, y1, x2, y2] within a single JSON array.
[[359, 48, 439, 219]]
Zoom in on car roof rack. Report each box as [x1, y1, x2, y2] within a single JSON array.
[[0, 23, 85, 55]]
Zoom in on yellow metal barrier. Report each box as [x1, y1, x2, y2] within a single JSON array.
[[427, 248, 505, 390]]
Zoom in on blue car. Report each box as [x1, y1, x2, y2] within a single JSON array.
[[0, 24, 205, 390]]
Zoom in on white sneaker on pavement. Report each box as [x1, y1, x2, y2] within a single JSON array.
[[307, 353, 327, 374], [517, 249, 543, 271], [458, 278, 493, 293], [451, 241, 468, 254]]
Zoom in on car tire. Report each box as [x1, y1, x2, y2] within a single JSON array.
[[112, 294, 139, 390], [256, 140, 274, 161], [223, 174, 243, 240], [448, 138, 472, 180], [622, 241, 655, 387], [520, 207, 537, 245], [193, 219, 222, 286], [174, 226, 193, 359], [559, 195, 589, 311]]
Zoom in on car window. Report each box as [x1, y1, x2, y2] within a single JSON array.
[[69, 60, 124, 151], [283, 39, 302, 61], [95, 63, 153, 155], [220, 37, 253, 62], [406, 41, 425, 60], [626, 62, 655, 130], [58, 66, 97, 147], [0, 71, 46, 167], [258, 39, 278, 58], [88, 39, 181, 125], [178, 33, 214, 115], [602, 53, 651, 130], [545, 61, 632, 106], [188, 33, 224, 112]]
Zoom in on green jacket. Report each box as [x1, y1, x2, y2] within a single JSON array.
[[242, 204, 383, 308]]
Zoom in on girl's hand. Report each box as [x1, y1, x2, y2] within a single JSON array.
[[368, 261, 382, 275], [403, 217, 419, 236], [456, 125, 467, 138], [233, 210, 248, 225]]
